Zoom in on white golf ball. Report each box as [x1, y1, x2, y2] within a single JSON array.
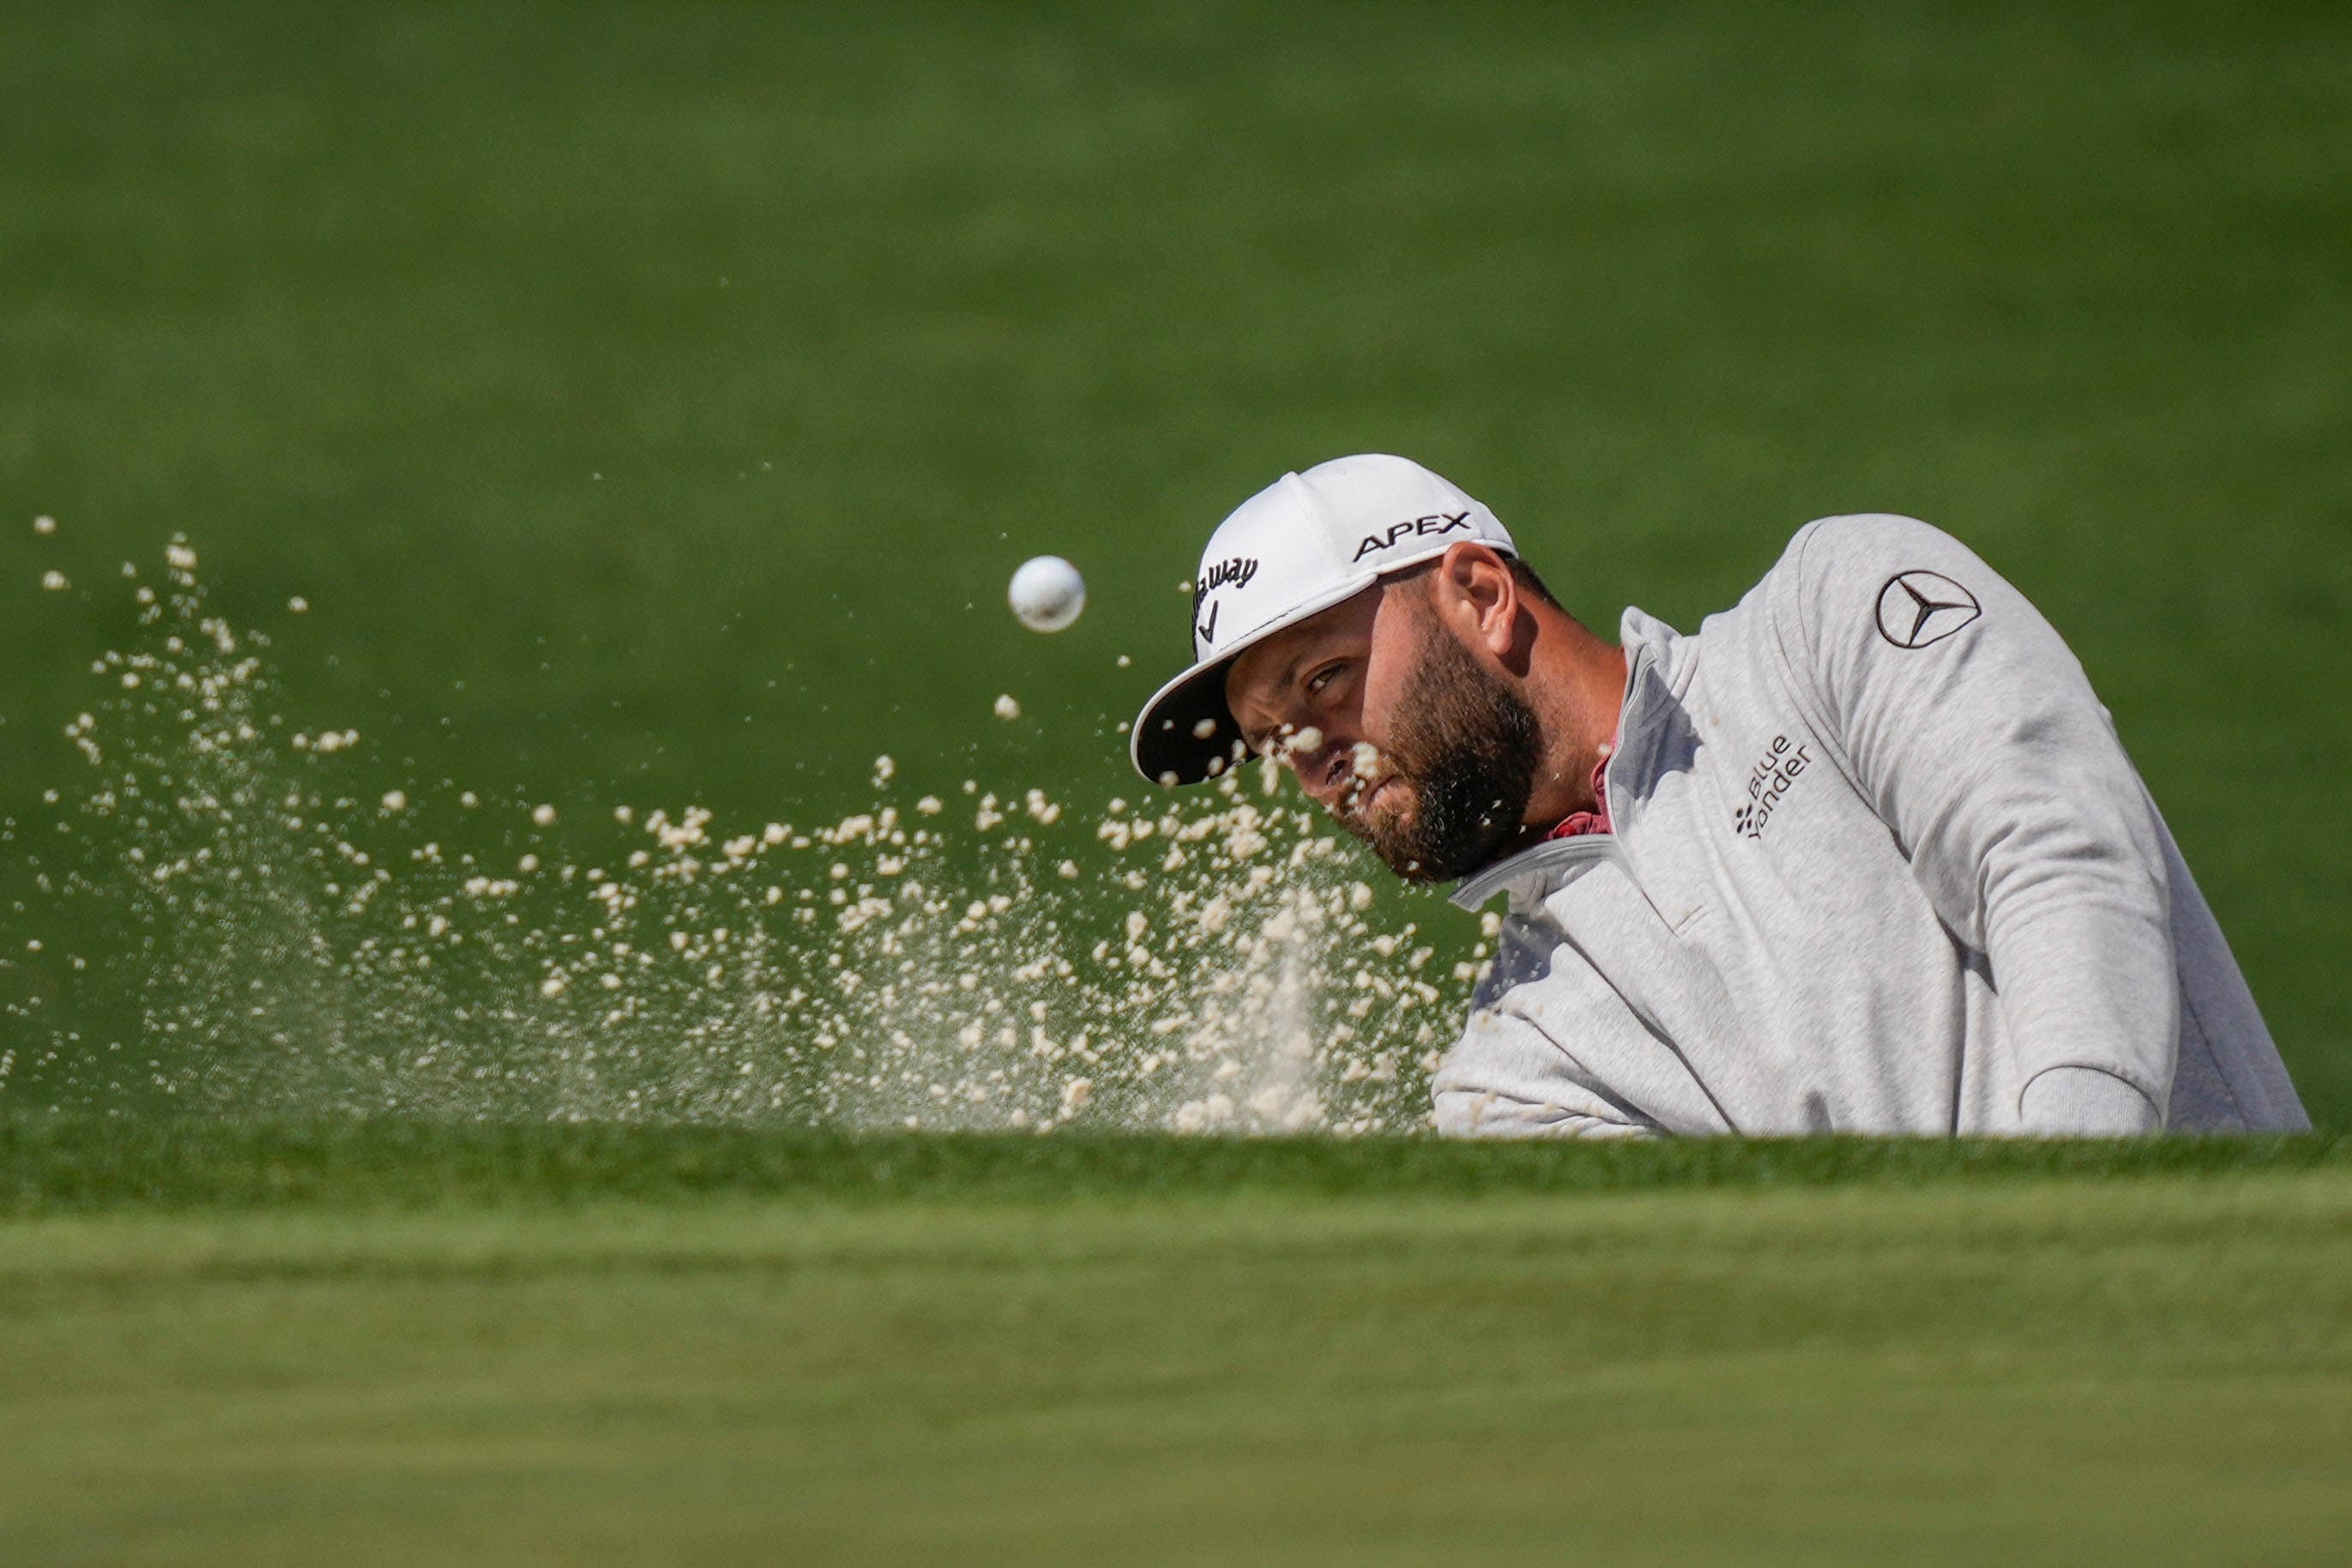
[[1008, 555, 1086, 632]]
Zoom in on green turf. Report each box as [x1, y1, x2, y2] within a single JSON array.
[[4, 1114, 2346, 1213], [4, 1120, 2350, 1565], [2, 0, 2348, 1116]]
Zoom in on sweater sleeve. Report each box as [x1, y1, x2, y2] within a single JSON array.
[[1432, 1007, 1660, 1139], [2019, 1064, 2162, 1133], [1764, 515, 2178, 1128]]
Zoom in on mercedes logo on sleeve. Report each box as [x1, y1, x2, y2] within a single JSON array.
[[1874, 570, 1981, 648]]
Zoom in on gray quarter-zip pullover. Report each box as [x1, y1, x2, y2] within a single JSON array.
[[1433, 514, 2309, 1137]]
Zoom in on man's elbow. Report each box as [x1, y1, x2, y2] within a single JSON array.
[[2017, 1064, 2164, 1136], [1432, 1087, 1653, 1140]]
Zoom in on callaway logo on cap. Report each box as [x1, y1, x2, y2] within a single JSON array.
[[1131, 454, 1517, 785]]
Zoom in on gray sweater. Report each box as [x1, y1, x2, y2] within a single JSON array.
[[1433, 515, 2310, 1137]]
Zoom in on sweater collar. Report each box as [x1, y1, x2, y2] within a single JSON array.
[[1450, 606, 1686, 912]]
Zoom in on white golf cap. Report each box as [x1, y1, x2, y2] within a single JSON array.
[[1131, 453, 1516, 786]]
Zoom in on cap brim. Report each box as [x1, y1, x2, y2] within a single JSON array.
[[1129, 570, 1384, 786]]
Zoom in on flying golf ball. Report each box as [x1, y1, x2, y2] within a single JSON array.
[[1008, 555, 1086, 632]]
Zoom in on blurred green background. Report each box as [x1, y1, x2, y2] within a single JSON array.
[[3, 0, 2347, 1115]]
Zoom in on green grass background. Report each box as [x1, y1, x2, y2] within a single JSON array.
[[1, 0, 2347, 1113]]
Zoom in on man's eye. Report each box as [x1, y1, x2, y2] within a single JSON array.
[[1306, 664, 1344, 697]]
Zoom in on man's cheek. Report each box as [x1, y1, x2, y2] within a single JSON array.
[[1353, 684, 1412, 766]]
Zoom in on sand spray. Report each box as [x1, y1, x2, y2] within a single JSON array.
[[3, 533, 1493, 1133]]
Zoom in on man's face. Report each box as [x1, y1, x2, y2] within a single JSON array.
[[1224, 576, 1543, 882]]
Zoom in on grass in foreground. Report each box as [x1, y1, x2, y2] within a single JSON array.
[[0, 1113, 2345, 1212], [3, 1119, 2349, 1565]]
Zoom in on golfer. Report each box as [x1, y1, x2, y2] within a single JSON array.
[[1131, 455, 2309, 1136]]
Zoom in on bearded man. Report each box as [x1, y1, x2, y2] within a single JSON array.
[[1130, 454, 2309, 1137]]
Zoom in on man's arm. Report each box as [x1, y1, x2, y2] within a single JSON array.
[[2019, 1064, 2161, 1133], [1766, 514, 2175, 1133], [1432, 1006, 1660, 1138]]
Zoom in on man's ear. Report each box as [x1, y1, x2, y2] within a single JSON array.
[[1432, 542, 1521, 660]]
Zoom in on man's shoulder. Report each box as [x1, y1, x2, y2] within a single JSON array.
[[1772, 513, 1961, 591], [1746, 513, 1993, 660]]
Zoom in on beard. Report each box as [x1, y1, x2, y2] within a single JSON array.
[[1334, 624, 1544, 883]]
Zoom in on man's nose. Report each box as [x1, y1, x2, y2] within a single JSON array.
[[1276, 734, 1349, 809]]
